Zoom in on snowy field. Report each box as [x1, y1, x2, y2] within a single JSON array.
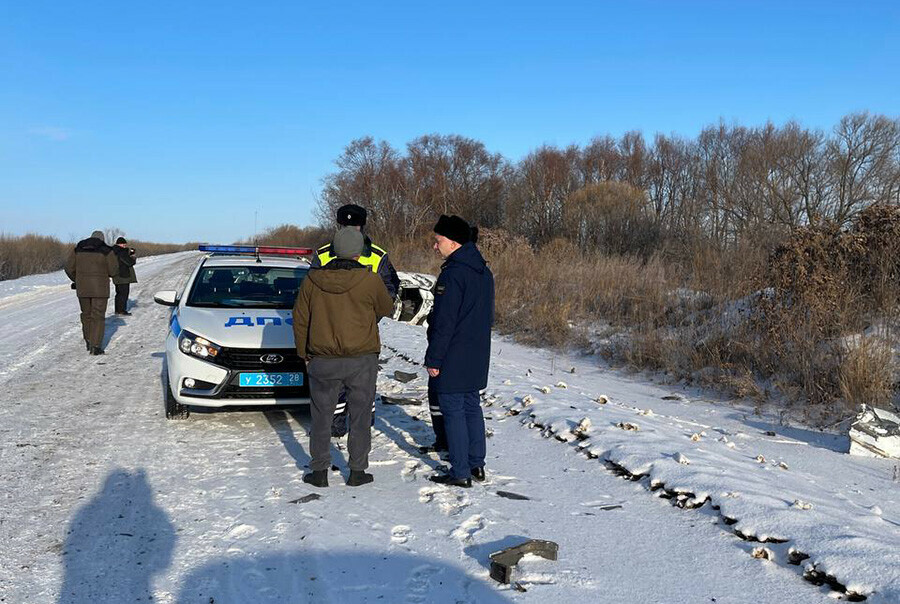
[[1, 252, 898, 603]]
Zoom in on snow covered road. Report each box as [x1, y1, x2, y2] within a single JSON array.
[[1, 255, 897, 603]]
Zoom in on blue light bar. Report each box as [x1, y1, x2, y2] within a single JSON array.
[[198, 245, 257, 254]]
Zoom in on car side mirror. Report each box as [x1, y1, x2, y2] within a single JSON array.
[[153, 290, 178, 306]]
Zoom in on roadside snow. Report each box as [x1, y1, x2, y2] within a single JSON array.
[[0, 257, 895, 602]]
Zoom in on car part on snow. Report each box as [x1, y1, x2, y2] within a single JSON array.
[[393, 370, 419, 383], [489, 539, 559, 584], [849, 404, 900, 459], [495, 490, 530, 501], [392, 271, 436, 325], [380, 395, 422, 406], [288, 494, 321, 504], [616, 422, 639, 431]]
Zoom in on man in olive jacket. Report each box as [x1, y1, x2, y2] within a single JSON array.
[[65, 230, 119, 355], [292, 227, 394, 488]]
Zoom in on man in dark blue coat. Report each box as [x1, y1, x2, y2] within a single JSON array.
[[425, 215, 495, 487]]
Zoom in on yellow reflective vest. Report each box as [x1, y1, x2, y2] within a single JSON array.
[[315, 242, 387, 273]]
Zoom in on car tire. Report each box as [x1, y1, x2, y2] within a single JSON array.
[[165, 376, 190, 420]]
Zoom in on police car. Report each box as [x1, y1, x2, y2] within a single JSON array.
[[153, 245, 313, 419]]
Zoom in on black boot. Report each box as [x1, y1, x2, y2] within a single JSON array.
[[90, 346, 104, 355], [429, 473, 471, 488], [471, 467, 486, 482], [303, 470, 328, 488], [85, 339, 90, 352], [346, 470, 374, 487]]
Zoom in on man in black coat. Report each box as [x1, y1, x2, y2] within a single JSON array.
[[112, 236, 137, 315], [425, 215, 495, 487]]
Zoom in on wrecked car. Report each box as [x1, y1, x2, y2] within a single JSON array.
[[848, 404, 900, 459]]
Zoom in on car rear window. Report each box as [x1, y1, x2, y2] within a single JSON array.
[[186, 266, 308, 309]]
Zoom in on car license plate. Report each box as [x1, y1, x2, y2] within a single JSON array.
[[239, 372, 304, 387]]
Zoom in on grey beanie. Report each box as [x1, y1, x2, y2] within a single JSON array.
[[91, 230, 105, 240], [332, 227, 365, 259]]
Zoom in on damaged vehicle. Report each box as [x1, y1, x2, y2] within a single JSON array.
[[392, 271, 436, 325], [848, 404, 900, 459]]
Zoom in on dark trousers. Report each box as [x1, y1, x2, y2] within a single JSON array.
[[428, 388, 448, 449], [78, 297, 108, 348], [438, 390, 486, 479], [307, 354, 378, 472], [114, 283, 130, 314]]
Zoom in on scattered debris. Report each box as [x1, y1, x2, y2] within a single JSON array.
[[288, 494, 321, 504], [690, 433, 702, 442], [520, 394, 534, 406], [662, 395, 682, 401], [764, 430, 777, 436], [755, 455, 766, 463], [489, 539, 559, 584], [778, 461, 789, 470], [675, 452, 690, 465], [572, 417, 591, 440], [555, 381, 568, 389], [751, 546, 774, 561], [568, 367, 576, 374], [792, 499, 812, 510], [496, 490, 531, 501], [393, 370, 419, 384], [638, 409, 655, 417], [594, 395, 609, 405], [536, 386, 552, 394], [503, 379, 513, 385], [849, 404, 900, 459], [380, 396, 421, 406], [616, 422, 640, 431]]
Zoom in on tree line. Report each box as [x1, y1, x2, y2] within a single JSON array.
[[317, 112, 900, 257]]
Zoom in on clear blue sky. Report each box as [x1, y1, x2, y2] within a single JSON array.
[[1, 1, 898, 243]]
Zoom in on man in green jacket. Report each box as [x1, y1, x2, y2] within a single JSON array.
[[112, 236, 137, 315], [292, 227, 395, 488], [65, 230, 119, 355]]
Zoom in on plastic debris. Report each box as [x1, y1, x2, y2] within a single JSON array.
[[616, 422, 640, 431], [489, 539, 559, 584]]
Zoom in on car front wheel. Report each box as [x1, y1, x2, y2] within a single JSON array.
[[165, 377, 190, 420]]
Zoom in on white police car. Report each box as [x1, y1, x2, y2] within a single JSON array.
[[153, 245, 313, 419]]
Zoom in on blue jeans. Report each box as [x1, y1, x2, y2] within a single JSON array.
[[437, 391, 486, 479]]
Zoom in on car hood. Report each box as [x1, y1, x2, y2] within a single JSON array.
[[178, 306, 296, 349]]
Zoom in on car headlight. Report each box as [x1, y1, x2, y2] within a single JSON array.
[[178, 330, 221, 360]]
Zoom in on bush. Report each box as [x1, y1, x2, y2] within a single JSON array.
[[0, 233, 196, 282]]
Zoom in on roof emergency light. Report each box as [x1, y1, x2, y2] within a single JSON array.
[[198, 244, 314, 257]]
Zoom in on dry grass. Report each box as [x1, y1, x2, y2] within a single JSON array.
[[0, 234, 69, 281], [0, 233, 195, 282], [839, 336, 896, 410]]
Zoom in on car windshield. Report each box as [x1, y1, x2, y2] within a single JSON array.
[[186, 265, 308, 309]]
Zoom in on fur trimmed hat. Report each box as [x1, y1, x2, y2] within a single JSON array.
[[336, 204, 367, 227], [433, 215, 477, 245]]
